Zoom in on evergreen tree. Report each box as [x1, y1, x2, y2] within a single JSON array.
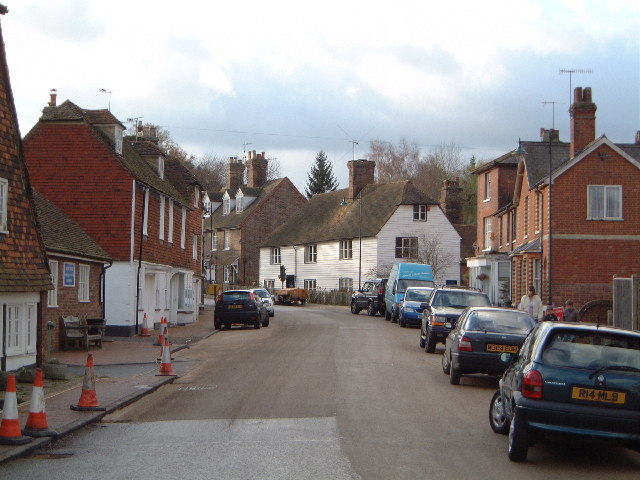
[[304, 150, 339, 198]]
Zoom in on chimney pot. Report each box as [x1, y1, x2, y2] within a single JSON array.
[[48, 89, 57, 107]]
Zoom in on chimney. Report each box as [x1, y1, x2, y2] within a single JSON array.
[[570, 87, 597, 158], [247, 150, 268, 187], [439, 178, 464, 225], [348, 159, 375, 200], [539, 128, 560, 142], [48, 89, 57, 107], [226, 157, 245, 191], [635, 131, 640, 145]]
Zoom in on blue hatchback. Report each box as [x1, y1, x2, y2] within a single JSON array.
[[398, 287, 433, 328]]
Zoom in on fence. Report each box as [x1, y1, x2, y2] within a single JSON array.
[[306, 288, 352, 306], [612, 275, 639, 331]]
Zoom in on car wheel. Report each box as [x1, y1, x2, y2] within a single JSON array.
[[262, 318, 270, 327], [442, 352, 451, 375], [226, 322, 232, 330], [449, 363, 461, 385], [385, 310, 391, 321], [254, 319, 261, 329], [367, 302, 376, 316], [508, 409, 529, 462], [419, 335, 426, 348], [489, 391, 510, 434], [214, 319, 221, 330], [350, 300, 361, 314], [425, 329, 437, 353], [391, 312, 398, 324], [399, 315, 406, 327]]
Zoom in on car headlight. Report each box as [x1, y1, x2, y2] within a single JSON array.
[[404, 307, 415, 313], [430, 314, 448, 326]]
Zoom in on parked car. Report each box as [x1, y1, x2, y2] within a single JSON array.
[[350, 278, 387, 316], [385, 263, 435, 323], [420, 286, 491, 353], [398, 287, 433, 327], [442, 307, 536, 384], [214, 290, 269, 330], [251, 288, 275, 317], [489, 321, 640, 462]]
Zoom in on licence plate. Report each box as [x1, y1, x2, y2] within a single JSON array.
[[571, 387, 626, 405], [486, 344, 519, 353], [228, 304, 243, 309]]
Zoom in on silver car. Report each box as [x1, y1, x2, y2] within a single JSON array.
[[251, 288, 275, 317]]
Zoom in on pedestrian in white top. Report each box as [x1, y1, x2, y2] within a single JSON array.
[[518, 285, 544, 321]]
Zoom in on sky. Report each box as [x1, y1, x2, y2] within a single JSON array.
[[2, 0, 639, 192]]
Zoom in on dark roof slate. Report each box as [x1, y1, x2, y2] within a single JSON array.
[[210, 179, 282, 230]]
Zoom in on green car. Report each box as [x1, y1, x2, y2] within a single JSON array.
[[490, 321, 640, 462]]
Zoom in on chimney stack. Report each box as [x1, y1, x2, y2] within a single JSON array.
[[348, 159, 375, 200], [48, 89, 57, 107], [226, 157, 245, 191], [439, 178, 464, 225], [635, 131, 640, 145], [539, 128, 560, 142], [570, 87, 597, 158], [247, 150, 268, 187]]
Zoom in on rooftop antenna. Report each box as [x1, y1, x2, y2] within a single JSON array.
[[126, 117, 144, 140], [559, 68, 593, 108], [337, 124, 360, 160], [243, 142, 252, 159], [99, 88, 116, 111], [542, 101, 564, 130]]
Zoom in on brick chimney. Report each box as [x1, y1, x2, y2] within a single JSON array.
[[439, 178, 464, 225], [539, 128, 560, 142], [48, 89, 57, 107], [635, 131, 640, 145], [348, 159, 375, 200], [570, 87, 597, 158], [226, 157, 245, 191], [246, 150, 268, 187]]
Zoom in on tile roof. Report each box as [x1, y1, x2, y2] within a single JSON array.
[[263, 180, 438, 246], [210, 179, 283, 230], [33, 190, 111, 262]]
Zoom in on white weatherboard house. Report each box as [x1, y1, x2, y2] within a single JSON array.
[[259, 160, 461, 291]]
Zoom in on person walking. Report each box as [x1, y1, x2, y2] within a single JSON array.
[[563, 299, 580, 322], [518, 285, 544, 321]]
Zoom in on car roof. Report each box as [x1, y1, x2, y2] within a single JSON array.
[[405, 286, 433, 291], [435, 286, 483, 293], [537, 320, 640, 338]]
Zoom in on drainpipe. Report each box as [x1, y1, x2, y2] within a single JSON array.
[[135, 185, 148, 334]]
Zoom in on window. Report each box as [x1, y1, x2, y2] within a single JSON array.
[[224, 230, 230, 250], [168, 201, 174, 243], [588, 185, 622, 220], [413, 204, 427, 221], [78, 264, 90, 302], [192, 234, 198, 260], [6, 305, 21, 354], [395, 237, 417, 259], [271, 247, 281, 264], [484, 173, 491, 200], [177, 273, 194, 310], [339, 277, 353, 291], [194, 186, 199, 208], [180, 207, 186, 249], [115, 126, 123, 154], [236, 193, 244, 213], [535, 193, 542, 232], [339, 239, 352, 260], [63, 262, 76, 287], [304, 279, 317, 290], [155, 275, 161, 309], [26, 303, 36, 353], [223, 198, 230, 215], [483, 217, 493, 250], [48, 260, 58, 307], [264, 279, 275, 290], [223, 265, 230, 283], [211, 231, 217, 251], [158, 156, 165, 179], [305, 244, 317, 263], [159, 195, 165, 240], [523, 196, 529, 237], [0, 177, 7, 232], [143, 189, 149, 236]]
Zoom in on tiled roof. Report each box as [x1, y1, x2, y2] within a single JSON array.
[[519, 141, 571, 187], [33, 190, 111, 262], [263, 180, 438, 247], [210, 179, 283, 230], [163, 156, 202, 204]]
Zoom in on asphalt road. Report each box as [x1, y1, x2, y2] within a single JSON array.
[[2, 304, 639, 479]]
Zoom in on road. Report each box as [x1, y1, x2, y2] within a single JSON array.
[[2, 304, 639, 479]]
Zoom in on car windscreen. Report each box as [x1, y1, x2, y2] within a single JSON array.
[[404, 289, 432, 302], [253, 290, 270, 298], [465, 311, 535, 334], [433, 291, 491, 308], [397, 279, 435, 293], [222, 292, 251, 302], [541, 330, 640, 370]]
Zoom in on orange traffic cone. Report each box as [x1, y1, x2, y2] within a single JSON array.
[[156, 337, 176, 376], [154, 317, 167, 345], [0, 374, 32, 445], [22, 368, 58, 437], [70, 354, 106, 411], [139, 313, 151, 337]]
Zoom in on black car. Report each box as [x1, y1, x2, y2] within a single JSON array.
[[214, 290, 269, 330], [489, 321, 640, 462], [350, 278, 387, 316], [421, 286, 491, 353], [442, 307, 536, 385]]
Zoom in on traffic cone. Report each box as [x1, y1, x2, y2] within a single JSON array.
[[0, 374, 32, 445], [139, 313, 151, 337], [154, 317, 167, 345], [156, 337, 176, 376], [70, 353, 106, 411], [22, 368, 58, 437]]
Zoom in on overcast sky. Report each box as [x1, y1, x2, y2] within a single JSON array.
[[3, 1, 639, 191]]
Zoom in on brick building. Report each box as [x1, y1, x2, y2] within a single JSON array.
[[23, 96, 204, 335], [205, 152, 307, 287], [468, 87, 640, 321]]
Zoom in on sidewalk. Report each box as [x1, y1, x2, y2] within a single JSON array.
[[0, 305, 216, 465]]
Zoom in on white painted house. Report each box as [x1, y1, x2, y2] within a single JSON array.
[[259, 160, 461, 290]]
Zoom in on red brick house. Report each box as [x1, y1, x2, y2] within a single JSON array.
[[23, 97, 204, 335], [206, 151, 307, 287], [468, 87, 640, 321], [0, 10, 53, 371], [32, 190, 111, 355]]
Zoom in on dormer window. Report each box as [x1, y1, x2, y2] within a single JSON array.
[[114, 126, 123, 154], [158, 156, 164, 179], [236, 192, 244, 213], [223, 197, 230, 215]]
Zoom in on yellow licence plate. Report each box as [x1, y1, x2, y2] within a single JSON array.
[[571, 387, 626, 405], [486, 344, 519, 353], [228, 304, 243, 309]]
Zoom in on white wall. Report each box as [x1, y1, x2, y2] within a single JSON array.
[[105, 261, 135, 327]]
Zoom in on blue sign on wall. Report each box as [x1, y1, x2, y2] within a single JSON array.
[[63, 262, 76, 287]]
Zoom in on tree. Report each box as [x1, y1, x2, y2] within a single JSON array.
[[413, 234, 458, 282], [368, 138, 420, 184], [304, 150, 339, 198], [190, 153, 227, 193]]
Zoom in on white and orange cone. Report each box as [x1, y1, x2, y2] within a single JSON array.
[[139, 313, 151, 337], [70, 354, 106, 411], [156, 337, 176, 376], [0, 374, 32, 445], [154, 316, 167, 345], [22, 368, 58, 437]]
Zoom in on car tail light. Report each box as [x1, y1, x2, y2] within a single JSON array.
[[250, 292, 255, 301], [458, 336, 473, 352], [217, 293, 223, 302], [522, 370, 543, 399], [378, 286, 384, 295]]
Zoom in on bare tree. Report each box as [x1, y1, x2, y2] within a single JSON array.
[[367, 138, 421, 183], [267, 157, 282, 180], [191, 153, 227, 193], [413, 233, 458, 281]]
